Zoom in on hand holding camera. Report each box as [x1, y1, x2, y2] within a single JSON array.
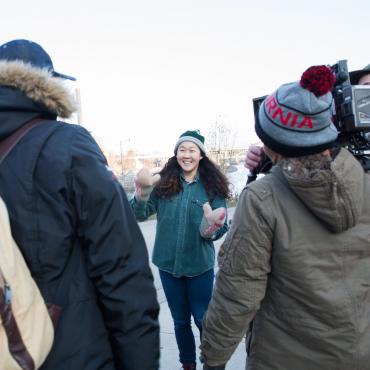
[[244, 145, 264, 171]]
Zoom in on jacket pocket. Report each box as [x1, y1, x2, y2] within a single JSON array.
[[157, 198, 177, 220], [190, 196, 208, 223]]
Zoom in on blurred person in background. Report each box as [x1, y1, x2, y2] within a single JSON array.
[[349, 63, 370, 85]]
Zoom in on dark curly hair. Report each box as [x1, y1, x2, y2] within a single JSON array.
[[155, 153, 231, 201]]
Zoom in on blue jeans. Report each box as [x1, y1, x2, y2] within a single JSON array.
[[159, 269, 214, 365]]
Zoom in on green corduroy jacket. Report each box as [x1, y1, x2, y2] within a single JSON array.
[[130, 174, 228, 277]]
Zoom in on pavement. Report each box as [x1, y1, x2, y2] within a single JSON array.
[[139, 207, 247, 370]]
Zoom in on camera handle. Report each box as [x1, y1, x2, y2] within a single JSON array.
[[246, 153, 273, 185], [247, 169, 258, 184]]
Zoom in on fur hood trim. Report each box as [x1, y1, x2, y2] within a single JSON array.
[[0, 60, 77, 118], [280, 148, 364, 233]]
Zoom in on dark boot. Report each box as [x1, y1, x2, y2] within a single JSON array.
[[182, 363, 196, 370]]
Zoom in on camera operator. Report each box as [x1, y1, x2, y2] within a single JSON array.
[[200, 65, 370, 370], [245, 63, 370, 172]]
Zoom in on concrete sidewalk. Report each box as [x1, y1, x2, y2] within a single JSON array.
[[139, 212, 247, 370]]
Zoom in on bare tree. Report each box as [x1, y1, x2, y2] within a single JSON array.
[[206, 116, 237, 170]]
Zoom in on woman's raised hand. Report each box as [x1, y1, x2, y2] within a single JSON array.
[[134, 168, 161, 201]]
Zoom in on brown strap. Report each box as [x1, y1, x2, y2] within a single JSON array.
[[46, 303, 63, 329], [0, 118, 47, 164], [0, 286, 36, 370], [0, 270, 5, 289]]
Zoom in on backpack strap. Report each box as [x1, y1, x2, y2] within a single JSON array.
[[0, 118, 47, 164], [0, 118, 73, 317], [0, 120, 83, 314]]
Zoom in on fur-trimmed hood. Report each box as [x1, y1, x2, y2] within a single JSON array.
[[0, 60, 77, 118], [280, 148, 365, 233]]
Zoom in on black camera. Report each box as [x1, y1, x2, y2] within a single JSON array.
[[246, 95, 271, 183], [331, 60, 370, 170], [251, 60, 370, 173], [332, 60, 370, 133]]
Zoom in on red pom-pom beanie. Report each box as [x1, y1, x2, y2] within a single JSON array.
[[255, 65, 338, 157]]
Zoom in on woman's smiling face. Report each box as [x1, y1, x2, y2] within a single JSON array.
[[176, 141, 203, 179]]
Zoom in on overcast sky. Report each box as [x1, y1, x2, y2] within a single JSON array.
[[2, 0, 370, 154]]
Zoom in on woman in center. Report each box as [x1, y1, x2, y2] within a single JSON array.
[[131, 130, 230, 370]]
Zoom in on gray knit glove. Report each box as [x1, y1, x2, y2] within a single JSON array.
[[199, 203, 226, 239], [134, 168, 160, 202]]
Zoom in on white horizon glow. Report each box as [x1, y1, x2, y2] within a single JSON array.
[[2, 0, 369, 154]]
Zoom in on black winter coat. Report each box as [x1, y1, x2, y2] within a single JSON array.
[[0, 62, 159, 370]]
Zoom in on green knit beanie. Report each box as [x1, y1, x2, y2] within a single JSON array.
[[174, 130, 206, 154]]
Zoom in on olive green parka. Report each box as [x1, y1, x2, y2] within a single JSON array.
[[201, 148, 370, 370]]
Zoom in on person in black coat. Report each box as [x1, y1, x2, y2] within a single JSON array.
[[0, 39, 160, 370]]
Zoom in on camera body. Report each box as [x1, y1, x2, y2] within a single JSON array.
[[332, 60, 370, 133], [332, 60, 370, 170]]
